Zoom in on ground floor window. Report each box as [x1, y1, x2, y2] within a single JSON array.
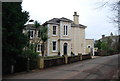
[[37, 44, 42, 52], [52, 41, 57, 51]]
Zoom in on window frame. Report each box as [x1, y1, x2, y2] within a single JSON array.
[[52, 40, 57, 52], [37, 44, 42, 52], [87, 45, 91, 48], [66, 25, 68, 35], [29, 30, 34, 39], [52, 25, 57, 36], [63, 25, 68, 36], [64, 25, 66, 35]]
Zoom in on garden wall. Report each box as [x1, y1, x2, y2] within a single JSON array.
[[39, 54, 92, 69]]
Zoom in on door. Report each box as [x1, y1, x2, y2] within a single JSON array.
[[63, 43, 67, 55]]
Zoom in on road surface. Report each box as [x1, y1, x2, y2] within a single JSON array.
[[3, 54, 120, 79]]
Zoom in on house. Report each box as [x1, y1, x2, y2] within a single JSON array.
[[85, 39, 94, 56], [99, 33, 119, 50], [23, 12, 95, 56]]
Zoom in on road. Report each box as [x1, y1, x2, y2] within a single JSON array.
[[3, 54, 120, 79]]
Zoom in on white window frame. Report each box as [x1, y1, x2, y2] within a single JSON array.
[[30, 30, 35, 39], [66, 25, 68, 35], [37, 44, 42, 52], [63, 25, 68, 36], [87, 45, 91, 48], [52, 40, 57, 52], [52, 25, 57, 36]]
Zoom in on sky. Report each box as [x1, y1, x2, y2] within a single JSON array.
[[21, 0, 118, 40]]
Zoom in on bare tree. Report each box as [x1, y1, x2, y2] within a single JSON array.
[[97, 0, 120, 53]]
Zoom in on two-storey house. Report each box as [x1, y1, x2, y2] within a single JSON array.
[[42, 12, 86, 56]]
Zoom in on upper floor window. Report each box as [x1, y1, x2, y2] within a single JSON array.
[[63, 25, 68, 36], [53, 26, 56, 35], [66, 26, 68, 35], [64, 25, 65, 35], [38, 31, 40, 37], [29, 30, 34, 39]]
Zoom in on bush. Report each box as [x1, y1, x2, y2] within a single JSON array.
[[107, 48, 115, 55]]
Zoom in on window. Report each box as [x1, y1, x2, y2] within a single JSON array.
[[53, 41, 56, 51], [37, 44, 42, 52], [53, 26, 56, 35], [88, 45, 91, 48], [64, 25, 65, 35], [29, 30, 34, 39], [38, 31, 40, 37], [63, 25, 68, 36], [30, 30, 33, 37], [66, 26, 68, 35]]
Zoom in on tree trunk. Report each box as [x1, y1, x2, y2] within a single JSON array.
[[42, 42, 44, 56]]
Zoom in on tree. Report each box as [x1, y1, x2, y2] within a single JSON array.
[[94, 40, 102, 49], [101, 41, 108, 50], [38, 26, 48, 56], [34, 21, 40, 52], [98, 0, 120, 53], [2, 2, 29, 74]]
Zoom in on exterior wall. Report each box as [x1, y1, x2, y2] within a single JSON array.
[[73, 15, 79, 24], [59, 21, 71, 39], [85, 39, 94, 56], [71, 27, 85, 55], [23, 28, 44, 56], [59, 41, 71, 56], [46, 21, 72, 56], [47, 24, 60, 56], [59, 21, 71, 56]]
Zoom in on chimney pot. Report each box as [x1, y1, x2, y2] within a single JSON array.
[[74, 12, 77, 15], [73, 12, 79, 24], [102, 35, 105, 38]]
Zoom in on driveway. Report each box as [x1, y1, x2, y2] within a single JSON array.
[[3, 54, 120, 79]]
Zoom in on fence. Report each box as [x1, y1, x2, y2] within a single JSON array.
[[68, 55, 80, 63], [3, 54, 92, 75], [38, 54, 92, 69], [44, 57, 65, 68]]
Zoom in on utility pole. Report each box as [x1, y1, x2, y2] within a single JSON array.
[[118, 1, 120, 36], [118, 1, 120, 53]]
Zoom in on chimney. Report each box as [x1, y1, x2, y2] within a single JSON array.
[[102, 35, 105, 38], [73, 12, 79, 24], [110, 32, 113, 36]]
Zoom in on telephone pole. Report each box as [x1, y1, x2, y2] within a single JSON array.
[[118, 1, 120, 53]]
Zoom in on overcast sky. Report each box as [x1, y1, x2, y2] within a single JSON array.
[[21, 0, 118, 40]]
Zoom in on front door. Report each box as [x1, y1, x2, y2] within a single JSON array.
[[63, 43, 67, 55]]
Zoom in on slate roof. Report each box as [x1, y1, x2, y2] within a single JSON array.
[[43, 17, 86, 28], [24, 24, 41, 30], [60, 17, 73, 22], [43, 18, 60, 25]]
